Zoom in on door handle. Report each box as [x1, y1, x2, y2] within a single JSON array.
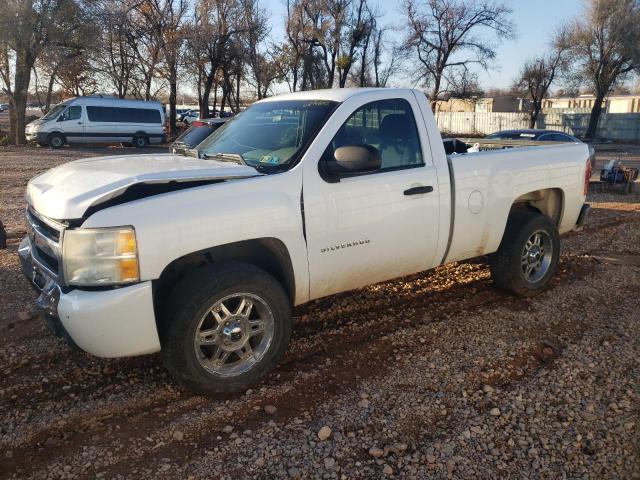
[[77, 122, 83, 124], [404, 185, 433, 195]]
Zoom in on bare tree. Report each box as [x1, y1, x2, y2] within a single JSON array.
[[371, 27, 398, 87], [0, 0, 88, 143], [336, 0, 370, 87], [240, 0, 283, 99], [567, 0, 640, 138], [94, 1, 139, 98], [128, 5, 165, 101], [402, 0, 515, 111], [140, 0, 189, 134], [281, 0, 377, 90], [188, 0, 244, 117], [514, 30, 569, 128]]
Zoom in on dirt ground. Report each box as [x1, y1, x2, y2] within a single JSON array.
[[0, 144, 639, 479]]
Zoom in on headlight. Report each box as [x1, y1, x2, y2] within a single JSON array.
[[62, 227, 139, 286]]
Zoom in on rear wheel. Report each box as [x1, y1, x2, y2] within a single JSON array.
[[160, 262, 292, 395], [47, 133, 65, 149], [489, 211, 560, 297], [132, 134, 147, 148]]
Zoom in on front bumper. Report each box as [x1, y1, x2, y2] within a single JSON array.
[[19, 237, 161, 357], [25, 131, 48, 143]]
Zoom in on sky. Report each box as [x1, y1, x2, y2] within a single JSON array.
[[267, 0, 585, 91]]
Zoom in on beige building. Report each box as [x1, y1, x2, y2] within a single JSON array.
[[475, 95, 531, 113], [434, 98, 477, 113], [436, 95, 531, 114], [542, 94, 640, 113]]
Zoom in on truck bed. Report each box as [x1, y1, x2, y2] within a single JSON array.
[[442, 142, 590, 263]]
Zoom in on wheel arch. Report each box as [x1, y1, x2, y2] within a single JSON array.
[[47, 130, 66, 142], [152, 238, 296, 324], [509, 187, 565, 225]]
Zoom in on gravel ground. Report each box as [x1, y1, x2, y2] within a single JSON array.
[[0, 145, 639, 479]]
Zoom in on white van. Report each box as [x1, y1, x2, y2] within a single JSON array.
[[25, 96, 166, 149]]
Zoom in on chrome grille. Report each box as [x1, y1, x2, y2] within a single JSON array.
[[26, 208, 64, 280]]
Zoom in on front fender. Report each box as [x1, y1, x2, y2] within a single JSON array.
[[82, 170, 310, 304]]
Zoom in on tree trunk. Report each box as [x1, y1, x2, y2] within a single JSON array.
[[145, 75, 152, 101], [212, 81, 218, 114], [585, 91, 606, 139], [430, 74, 442, 113], [169, 67, 177, 136], [12, 52, 33, 144], [201, 80, 212, 119], [200, 69, 217, 119], [528, 103, 541, 129], [45, 66, 58, 113], [235, 71, 240, 112], [220, 79, 227, 114]]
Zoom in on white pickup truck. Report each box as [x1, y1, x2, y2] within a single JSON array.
[[20, 88, 591, 394]]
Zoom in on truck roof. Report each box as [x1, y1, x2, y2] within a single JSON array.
[[257, 88, 421, 104]]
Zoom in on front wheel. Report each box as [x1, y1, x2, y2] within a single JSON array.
[[47, 133, 65, 149], [160, 262, 292, 395], [489, 211, 560, 297]]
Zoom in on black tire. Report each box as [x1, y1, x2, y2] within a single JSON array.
[[132, 134, 147, 148], [47, 132, 65, 149], [160, 262, 292, 395], [489, 211, 560, 297]]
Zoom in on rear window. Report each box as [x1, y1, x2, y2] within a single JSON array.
[[86, 106, 162, 123]]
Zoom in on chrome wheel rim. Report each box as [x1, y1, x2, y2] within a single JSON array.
[[193, 293, 274, 377], [521, 230, 553, 283], [51, 137, 62, 147]]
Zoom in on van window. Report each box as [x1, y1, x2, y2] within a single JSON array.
[[86, 106, 161, 124], [59, 105, 82, 121]]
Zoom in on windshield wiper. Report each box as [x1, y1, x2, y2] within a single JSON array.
[[202, 152, 247, 165]]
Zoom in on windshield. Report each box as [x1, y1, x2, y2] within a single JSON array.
[[196, 100, 337, 172], [41, 102, 69, 122]]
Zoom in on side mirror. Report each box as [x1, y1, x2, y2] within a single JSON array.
[[324, 145, 381, 177]]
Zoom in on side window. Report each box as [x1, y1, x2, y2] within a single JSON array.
[[324, 98, 424, 172], [87, 106, 112, 122], [86, 106, 161, 123], [554, 134, 573, 142], [59, 105, 82, 121]]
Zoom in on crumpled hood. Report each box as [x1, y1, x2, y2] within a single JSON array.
[[26, 153, 261, 220]]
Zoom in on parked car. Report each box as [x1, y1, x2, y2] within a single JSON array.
[[171, 118, 227, 155], [177, 109, 196, 122], [485, 129, 580, 142], [25, 96, 166, 149], [485, 129, 596, 169], [0, 104, 4, 113], [19, 88, 591, 395], [181, 110, 201, 125]]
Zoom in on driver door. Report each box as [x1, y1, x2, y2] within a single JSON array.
[[57, 105, 85, 143], [302, 92, 441, 300]]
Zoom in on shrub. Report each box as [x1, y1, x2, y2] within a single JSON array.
[[0, 130, 10, 147]]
